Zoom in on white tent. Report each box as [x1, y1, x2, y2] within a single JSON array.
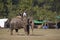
[[0, 19, 8, 28]]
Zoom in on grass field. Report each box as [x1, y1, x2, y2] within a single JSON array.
[[0, 28, 60, 40]]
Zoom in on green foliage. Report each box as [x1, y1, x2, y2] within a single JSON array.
[[0, 0, 60, 22]]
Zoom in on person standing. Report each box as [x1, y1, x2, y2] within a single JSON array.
[[23, 11, 27, 17], [57, 21, 60, 29]]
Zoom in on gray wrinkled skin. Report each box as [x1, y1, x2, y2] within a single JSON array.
[[10, 16, 34, 35], [10, 16, 27, 35]]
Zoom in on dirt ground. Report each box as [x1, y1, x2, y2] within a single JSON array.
[[0, 28, 60, 40]]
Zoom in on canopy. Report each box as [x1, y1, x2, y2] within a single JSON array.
[[56, 16, 60, 19], [33, 20, 44, 25], [0, 19, 8, 27]]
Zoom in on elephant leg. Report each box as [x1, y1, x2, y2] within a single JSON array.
[[24, 26, 27, 35], [10, 29, 13, 35], [15, 29, 18, 32], [31, 22, 34, 35]]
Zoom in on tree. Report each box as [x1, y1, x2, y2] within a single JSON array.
[[0, 0, 60, 22]]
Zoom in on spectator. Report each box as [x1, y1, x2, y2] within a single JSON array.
[[43, 23, 48, 29], [57, 21, 60, 29]]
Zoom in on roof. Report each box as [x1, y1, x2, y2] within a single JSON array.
[[33, 20, 44, 24]]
